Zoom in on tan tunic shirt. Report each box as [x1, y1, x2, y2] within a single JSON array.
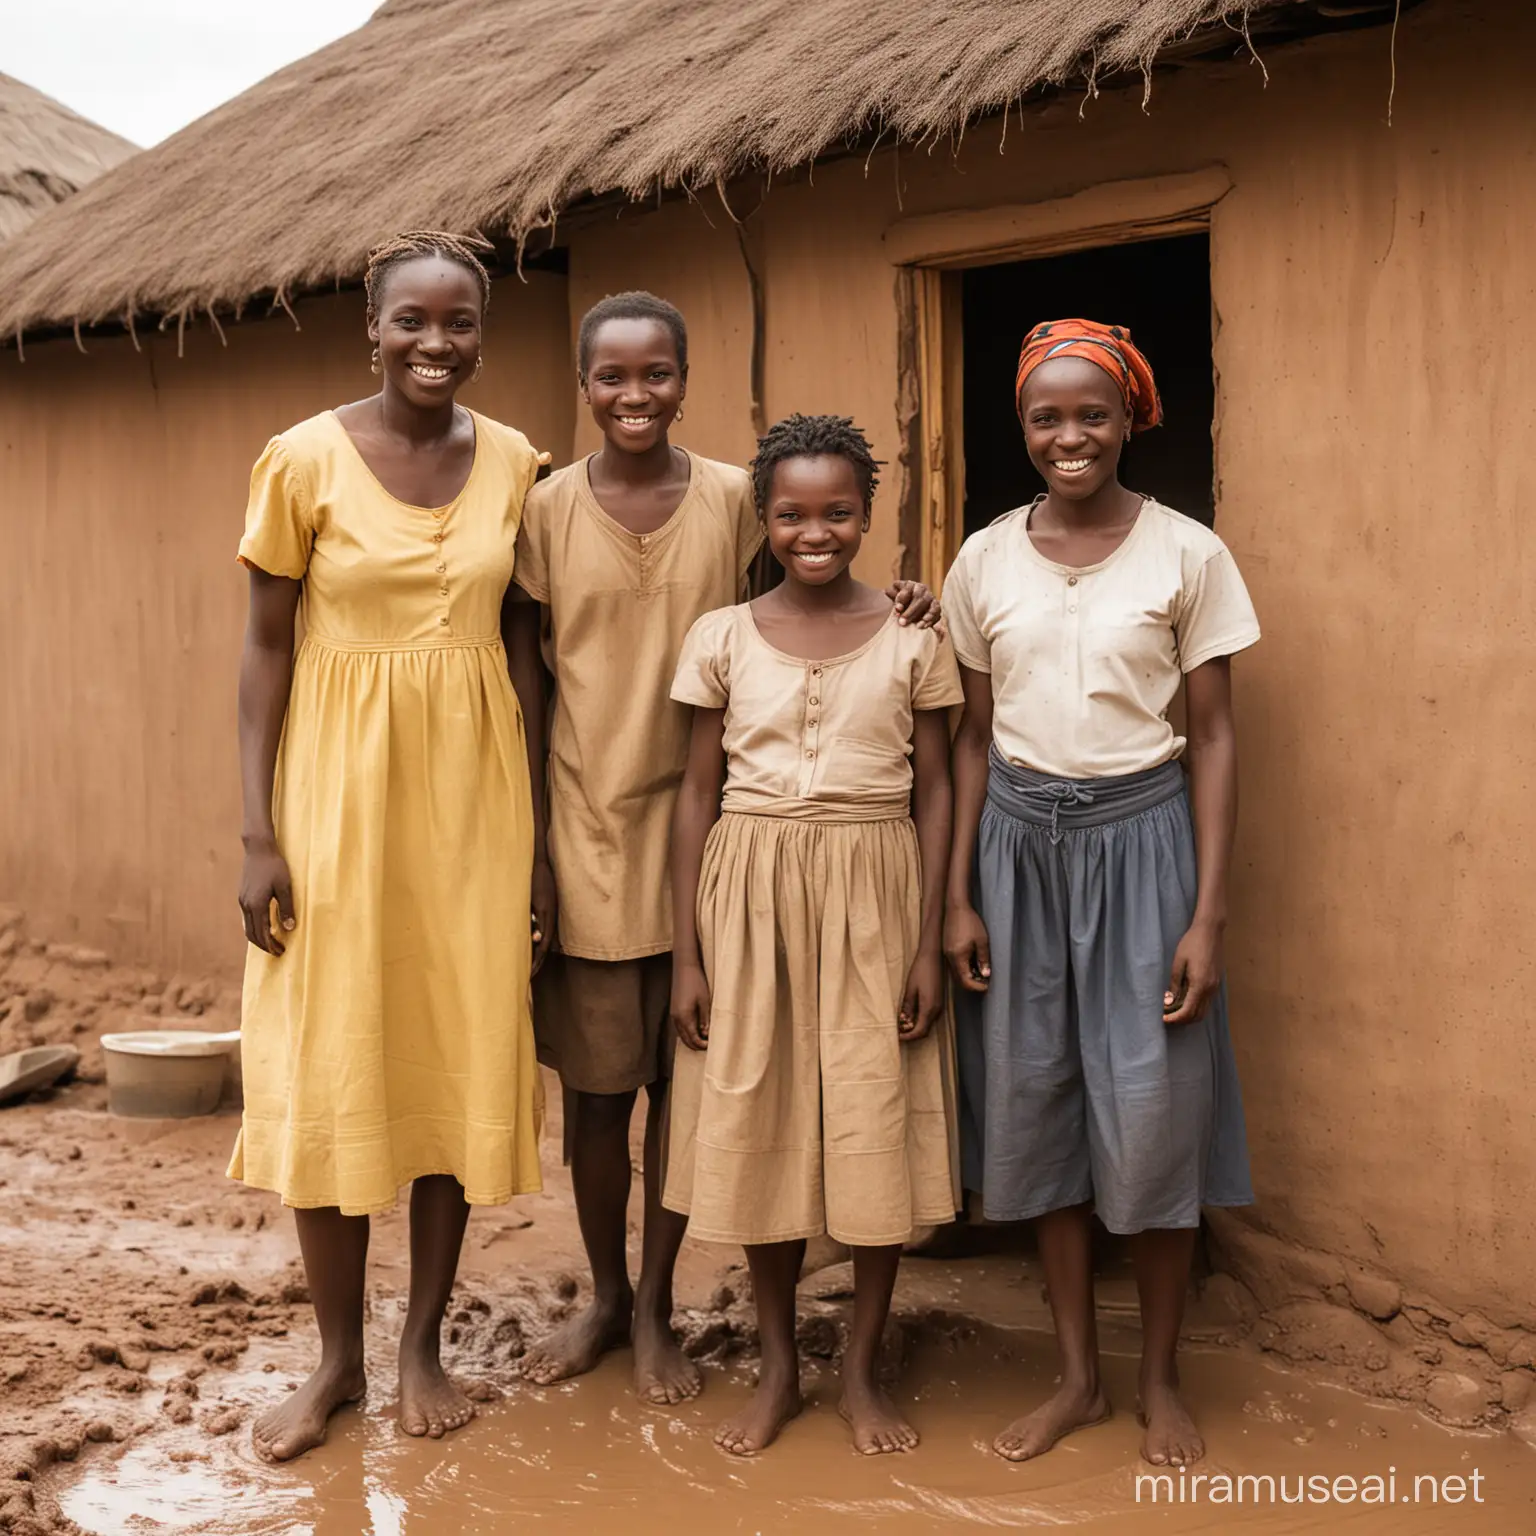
[[943, 499, 1260, 780], [671, 605, 964, 821], [514, 452, 761, 959]]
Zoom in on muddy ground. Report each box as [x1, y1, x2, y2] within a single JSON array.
[[3, 909, 1534, 1534]]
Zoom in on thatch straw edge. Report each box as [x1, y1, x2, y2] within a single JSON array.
[[0, 0, 1294, 342]]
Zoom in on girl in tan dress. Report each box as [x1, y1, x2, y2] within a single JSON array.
[[668, 415, 962, 1457]]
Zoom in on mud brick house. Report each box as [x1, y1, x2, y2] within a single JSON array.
[[1, 0, 1532, 1410]]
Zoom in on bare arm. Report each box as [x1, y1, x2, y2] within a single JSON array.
[[669, 706, 727, 1050], [237, 567, 301, 955], [943, 664, 995, 991], [502, 586, 556, 972], [1164, 657, 1238, 1024], [899, 708, 954, 1040]]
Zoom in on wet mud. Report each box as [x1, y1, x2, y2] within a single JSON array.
[[53, 1324, 1536, 1535], [2, 907, 1534, 1533]]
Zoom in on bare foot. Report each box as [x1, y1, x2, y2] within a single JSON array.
[[992, 1380, 1111, 1462], [398, 1338, 475, 1440], [251, 1359, 365, 1463], [839, 1381, 919, 1455], [714, 1369, 802, 1457], [633, 1308, 702, 1405], [1140, 1380, 1205, 1466], [520, 1297, 630, 1387]]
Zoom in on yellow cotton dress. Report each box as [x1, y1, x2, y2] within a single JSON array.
[[229, 409, 544, 1216]]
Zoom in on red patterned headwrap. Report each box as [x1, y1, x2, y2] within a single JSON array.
[[1015, 318, 1163, 433]]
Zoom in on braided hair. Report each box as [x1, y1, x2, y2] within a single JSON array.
[[364, 230, 493, 315], [750, 413, 883, 513], [577, 291, 688, 380]]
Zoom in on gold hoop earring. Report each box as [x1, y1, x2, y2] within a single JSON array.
[[676, 405, 685, 422], [473, 356, 483, 383], [370, 346, 381, 376]]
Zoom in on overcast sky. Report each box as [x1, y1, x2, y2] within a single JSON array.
[[9, 1, 381, 146]]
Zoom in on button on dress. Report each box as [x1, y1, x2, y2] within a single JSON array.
[[229, 409, 543, 1216]]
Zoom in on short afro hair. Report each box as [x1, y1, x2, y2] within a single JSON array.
[[577, 291, 688, 379], [750, 413, 883, 513]]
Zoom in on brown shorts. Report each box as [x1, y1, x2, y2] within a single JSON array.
[[532, 950, 675, 1098]]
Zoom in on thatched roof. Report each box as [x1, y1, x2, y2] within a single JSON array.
[[0, 0, 1374, 344], [0, 74, 135, 244]]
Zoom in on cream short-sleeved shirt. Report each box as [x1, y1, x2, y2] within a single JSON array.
[[671, 604, 964, 821], [514, 451, 762, 960], [943, 499, 1260, 780]]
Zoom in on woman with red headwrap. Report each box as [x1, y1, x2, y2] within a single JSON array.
[[943, 320, 1258, 1469]]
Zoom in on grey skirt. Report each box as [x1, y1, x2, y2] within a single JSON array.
[[955, 747, 1253, 1234]]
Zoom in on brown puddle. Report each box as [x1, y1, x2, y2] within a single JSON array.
[[57, 1326, 1535, 1535], [3, 999, 1529, 1536]]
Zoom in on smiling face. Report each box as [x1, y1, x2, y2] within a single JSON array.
[[582, 317, 686, 454], [368, 255, 482, 406], [1017, 356, 1130, 501], [763, 453, 868, 586]]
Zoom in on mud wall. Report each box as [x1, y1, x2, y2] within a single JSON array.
[[565, 0, 1536, 1319], [0, 272, 572, 975]]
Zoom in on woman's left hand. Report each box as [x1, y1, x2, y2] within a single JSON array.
[[530, 859, 557, 976], [899, 950, 946, 1042], [887, 579, 943, 633], [1164, 918, 1223, 1025]]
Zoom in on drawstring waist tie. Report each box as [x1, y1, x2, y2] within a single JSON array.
[[984, 745, 1183, 842]]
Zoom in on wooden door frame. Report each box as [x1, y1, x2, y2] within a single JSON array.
[[892, 168, 1231, 591]]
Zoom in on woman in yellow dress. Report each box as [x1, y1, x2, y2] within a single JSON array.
[[232, 231, 552, 1461]]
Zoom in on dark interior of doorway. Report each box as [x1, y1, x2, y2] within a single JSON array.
[[960, 233, 1214, 540]]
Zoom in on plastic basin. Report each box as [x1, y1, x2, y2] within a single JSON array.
[[100, 1030, 240, 1119]]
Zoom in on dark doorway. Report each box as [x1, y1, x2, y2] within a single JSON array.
[[960, 233, 1214, 539]]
